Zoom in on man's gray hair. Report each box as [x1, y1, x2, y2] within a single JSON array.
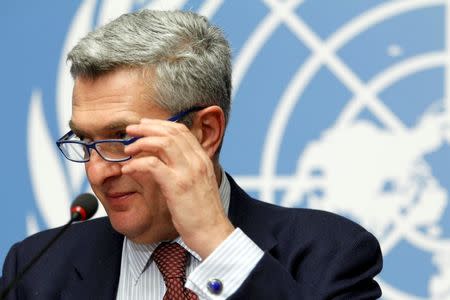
[[67, 9, 232, 123]]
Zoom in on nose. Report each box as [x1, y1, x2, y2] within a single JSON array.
[[85, 149, 122, 186]]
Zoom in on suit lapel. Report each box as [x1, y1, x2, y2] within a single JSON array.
[[63, 219, 124, 299], [227, 174, 278, 252]]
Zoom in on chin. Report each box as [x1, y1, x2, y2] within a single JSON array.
[[107, 210, 149, 238]]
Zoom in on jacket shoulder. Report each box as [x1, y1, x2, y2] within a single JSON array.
[[247, 196, 372, 242], [11, 217, 117, 260]]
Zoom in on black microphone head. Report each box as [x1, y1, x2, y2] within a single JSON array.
[[70, 193, 98, 221]]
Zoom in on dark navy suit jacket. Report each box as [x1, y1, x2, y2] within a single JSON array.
[[1, 175, 382, 299]]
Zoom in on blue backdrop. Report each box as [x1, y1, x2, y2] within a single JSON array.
[[1, 1, 449, 299]]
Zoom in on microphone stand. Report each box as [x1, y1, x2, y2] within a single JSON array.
[[0, 212, 81, 300]]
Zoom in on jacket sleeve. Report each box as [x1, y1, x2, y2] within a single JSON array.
[[229, 230, 383, 300]]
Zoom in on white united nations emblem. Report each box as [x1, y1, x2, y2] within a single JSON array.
[[26, 1, 450, 298]]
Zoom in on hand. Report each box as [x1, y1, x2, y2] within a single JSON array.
[[123, 118, 234, 258]]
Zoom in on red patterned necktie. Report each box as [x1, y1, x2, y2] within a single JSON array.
[[152, 242, 199, 300]]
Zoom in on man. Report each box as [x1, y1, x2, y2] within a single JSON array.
[[0, 9, 382, 299]]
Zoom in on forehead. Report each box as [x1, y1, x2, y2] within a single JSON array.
[[73, 68, 147, 107], [70, 68, 167, 136]]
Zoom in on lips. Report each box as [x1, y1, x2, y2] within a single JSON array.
[[107, 191, 134, 198], [104, 191, 136, 210]]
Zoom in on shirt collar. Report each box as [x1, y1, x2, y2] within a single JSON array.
[[124, 168, 231, 281]]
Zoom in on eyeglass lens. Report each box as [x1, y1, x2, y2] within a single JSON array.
[[59, 143, 89, 162], [60, 141, 130, 162], [95, 142, 129, 160]]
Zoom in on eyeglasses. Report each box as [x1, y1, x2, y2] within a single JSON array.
[[56, 106, 204, 163]]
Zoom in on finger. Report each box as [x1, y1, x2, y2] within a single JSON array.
[[126, 118, 187, 138], [178, 126, 212, 162], [121, 154, 172, 181], [124, 136, 183, 166], [126, 119, 196, 154], [126, 120, 205, 164], [126, 118, 214, 182]]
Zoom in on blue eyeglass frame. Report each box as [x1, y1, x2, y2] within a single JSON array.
[[56, 106, 205, 163]]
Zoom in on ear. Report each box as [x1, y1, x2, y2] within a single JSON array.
[[191, 106, 225, 159]]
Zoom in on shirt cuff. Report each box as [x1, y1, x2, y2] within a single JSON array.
[[186, 228, 264, 299]]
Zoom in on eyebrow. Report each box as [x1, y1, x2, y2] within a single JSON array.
[[68, 119, 136, 138]]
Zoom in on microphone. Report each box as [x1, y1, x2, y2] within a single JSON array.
[[0, 193, 98, 300], [71, 193, 99, 221]]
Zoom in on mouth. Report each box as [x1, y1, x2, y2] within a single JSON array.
[[104, 191, 136, 210]]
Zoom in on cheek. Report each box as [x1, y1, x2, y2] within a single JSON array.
[[85, 163, 96, 184], [132, 173, 165, 206]]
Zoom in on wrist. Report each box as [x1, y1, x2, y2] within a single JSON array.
[[188, 220, 235, 259]]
